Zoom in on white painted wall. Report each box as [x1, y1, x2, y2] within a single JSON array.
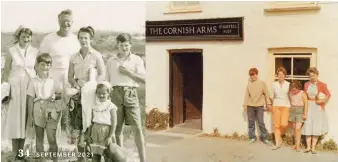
[[146, 2, 338, 142]]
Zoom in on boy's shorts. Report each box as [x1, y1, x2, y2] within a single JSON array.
[[33, 100, 62, 129], [111, 86, 141, 126]]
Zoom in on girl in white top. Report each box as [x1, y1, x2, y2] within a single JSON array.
[[271, 67, 291, 150], [89, 81, 118, 161], [2, 26, 38, 161]]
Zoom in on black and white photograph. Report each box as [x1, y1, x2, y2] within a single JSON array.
[[1, 1, 146, 162]]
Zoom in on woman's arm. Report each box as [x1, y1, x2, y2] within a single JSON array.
[[108, 109, 117, 143], [2, 53, 12, 83], [302, 92, 308, 119], [68, 61, 80, 89], [96, 55, 106, 82]]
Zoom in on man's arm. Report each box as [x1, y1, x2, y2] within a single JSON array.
[[243, 86, 249, 109], [263, 82, 272, 106]]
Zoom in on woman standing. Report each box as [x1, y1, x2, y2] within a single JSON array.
[[2, 26, 38, 160], [302, 67, 331, 154], [271, 67, 291, 150], [68, 26, 106, 161]]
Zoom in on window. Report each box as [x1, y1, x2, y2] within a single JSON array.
[[268, 47, 317, 87], [166, 1, 202, 14], [274, 53, 312, 86], [264, 1, 320, 13]]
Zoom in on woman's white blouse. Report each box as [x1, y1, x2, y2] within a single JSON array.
[[271, 81, 291, 107]]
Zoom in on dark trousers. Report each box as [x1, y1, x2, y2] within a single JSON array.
[[247, 106, 269, 140]]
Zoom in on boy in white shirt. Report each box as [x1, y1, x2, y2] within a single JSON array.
[[106, 33, 146, 162]]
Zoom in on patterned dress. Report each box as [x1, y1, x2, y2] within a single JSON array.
[[302, 82, 329, 136]]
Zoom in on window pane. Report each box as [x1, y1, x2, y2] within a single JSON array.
[[293, 58, 310, 75], [275, 58, 291, 75]]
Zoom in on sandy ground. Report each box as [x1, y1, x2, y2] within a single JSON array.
[[145, 130, 338, 162]]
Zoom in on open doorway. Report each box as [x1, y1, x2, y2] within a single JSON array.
[[169, 49, 203, 130]]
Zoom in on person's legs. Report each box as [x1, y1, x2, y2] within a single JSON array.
[[110, 87, 125, 147], [280, 107, 290, 136], [35, 125, 45, 153], [132, 124, 146, 162], [311, 136, 319, 153], [295, 122, 303, 151], [256, 107, 270, 144], [11, 139, 20, 153], [46, 128, 58, 162], [272, 107, 282, 146], [247, 107, 257, 141], [92, 154, 101, 162], [305, 136, 312, 152]]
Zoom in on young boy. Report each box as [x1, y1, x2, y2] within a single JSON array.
[[106, 33, 146, 162], [27, 53, 62, 162], [243, 68, 273, 145]]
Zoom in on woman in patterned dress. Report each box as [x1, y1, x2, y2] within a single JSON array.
[[302, 67, 331, 154], [2, 26, 38, 161]]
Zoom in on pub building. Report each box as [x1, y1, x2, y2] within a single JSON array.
[[145, 1, 338, 142]]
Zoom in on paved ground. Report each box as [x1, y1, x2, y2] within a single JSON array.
[[145, 130, 338, 162]]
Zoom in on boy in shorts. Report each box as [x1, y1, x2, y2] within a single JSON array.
[[27, 53, 62, 162], [106, 33, 146, 162]]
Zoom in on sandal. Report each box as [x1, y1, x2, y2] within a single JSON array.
[[311, 150, 317, 154], [304, 149, 311, 153], [292, 145, 297, 150]]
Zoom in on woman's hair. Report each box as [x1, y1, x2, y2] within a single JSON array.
[[36, 53, 52, 64], [289, 80, 302, 90], [276, 67, 287, 76], [306, 67, 319, 75], [14, 27, 33, 44], [116, 33, 132, 43], [96, 83, 110, 94], [248, 68, 258, 76], [78, 26, 95, 39]]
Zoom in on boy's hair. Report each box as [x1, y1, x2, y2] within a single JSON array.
[[248, 68, 258, 76], [36, 53, 52, 64], [96, 83, 110, 94], [116, 33, 132, 43], [290, 80, 302, 90]]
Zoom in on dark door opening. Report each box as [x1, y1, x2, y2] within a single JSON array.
[[169, 50, 203, 130]]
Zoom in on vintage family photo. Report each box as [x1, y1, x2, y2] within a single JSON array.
[[1, 1, 146, 162]]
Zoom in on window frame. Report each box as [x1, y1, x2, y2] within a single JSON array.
[[165, 1, 202, 14], [268, 47, 317, 86], [264, 1, 320, 13]]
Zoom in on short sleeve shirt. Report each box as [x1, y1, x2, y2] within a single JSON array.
[[106, 53, 146, 87], [92, 101, 117, 125], [27, 76, 57, 100], [70, 49, 104, 85], [39, 32, 80, 69]]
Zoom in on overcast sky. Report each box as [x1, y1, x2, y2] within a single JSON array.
[[1, 1, 145, 34]]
